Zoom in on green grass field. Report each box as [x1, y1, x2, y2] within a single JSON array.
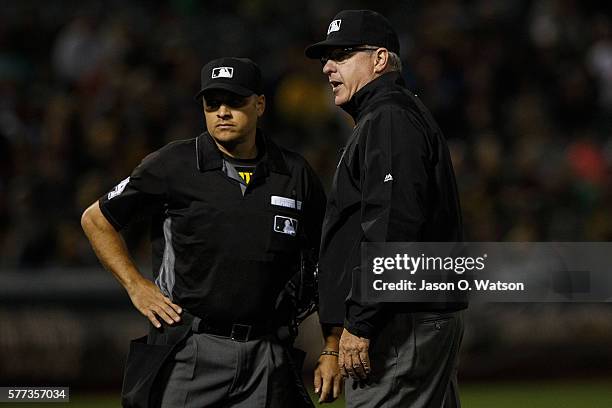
[[3, 380, 612, 407]]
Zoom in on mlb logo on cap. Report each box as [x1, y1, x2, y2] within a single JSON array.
[[327, 19, 341, 34], [212, 67, 234, 79]]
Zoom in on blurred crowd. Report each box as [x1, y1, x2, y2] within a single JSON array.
[[1, 0, 612, 269]]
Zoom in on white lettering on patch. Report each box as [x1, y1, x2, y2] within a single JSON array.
[[271, 195, 302, 210]]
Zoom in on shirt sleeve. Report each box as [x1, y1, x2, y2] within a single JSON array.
[[302, 162, 327, 257], [301, 160, 327, 307], [345, 109, 432, 338], [98, 150, 168, 230]]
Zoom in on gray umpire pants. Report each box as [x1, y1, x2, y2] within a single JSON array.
[[158, 322, 312, 408], [346, 311, 464, 408]]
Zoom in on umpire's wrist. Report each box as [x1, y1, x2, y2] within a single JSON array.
[[320, 350, 339, 357], [344, 322, 373, 339]]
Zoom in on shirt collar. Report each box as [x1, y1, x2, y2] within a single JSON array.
[[196, 129, 290, 175]]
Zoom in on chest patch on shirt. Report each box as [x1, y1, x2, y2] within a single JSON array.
[[271, 195, 302, 210], [234, 166, 255, 185], [274, 215, 298, 236]]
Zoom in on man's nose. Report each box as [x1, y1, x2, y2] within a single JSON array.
[[322, 60, 336, 75], [217, 104, 231, 118]]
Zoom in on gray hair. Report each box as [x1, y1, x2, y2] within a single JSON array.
[[387, 51, 402, 72], [364, 45, 403, 73]]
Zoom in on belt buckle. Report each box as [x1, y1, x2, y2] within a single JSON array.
[[230, 324, 252, 342]]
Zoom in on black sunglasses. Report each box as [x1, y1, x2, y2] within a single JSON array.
[[319, 46, 379, 65], [203, 95, 250, 111]]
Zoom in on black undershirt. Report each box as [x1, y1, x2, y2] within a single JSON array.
[[223, 153, 261, 185]]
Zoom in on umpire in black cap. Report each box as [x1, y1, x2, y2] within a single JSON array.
[[306, 10, 466, 408], [82, 56, 326, 407]]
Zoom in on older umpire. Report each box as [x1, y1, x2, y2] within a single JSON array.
[[81, 57, 325, 407], [306, 10, 467, 408]]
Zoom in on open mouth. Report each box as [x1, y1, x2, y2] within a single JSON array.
[[330, 80, 342, 90]]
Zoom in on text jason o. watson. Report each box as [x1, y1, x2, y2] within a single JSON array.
[[372, 279, 526, 291]]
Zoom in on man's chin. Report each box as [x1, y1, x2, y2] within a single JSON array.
[[211, 128, 238, 140], [334, 96, 348, 106], [210, 132, 242, 147]]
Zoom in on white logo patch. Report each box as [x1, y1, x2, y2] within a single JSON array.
[[271, 195, 302, 210], [384, 173, 393, 183], [108, 177, 130, 200], [327, 19, 342, 34], [274, 215, 298, 236], [212, 67, 234, 79]]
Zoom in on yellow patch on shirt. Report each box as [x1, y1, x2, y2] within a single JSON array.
[[238, 171, 253, 184]]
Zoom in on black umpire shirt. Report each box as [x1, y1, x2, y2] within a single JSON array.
[[99, 130, 326, 328], [318, 72, 465, 339]]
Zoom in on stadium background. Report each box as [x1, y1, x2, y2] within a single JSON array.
[[1, 0, 612, 406]]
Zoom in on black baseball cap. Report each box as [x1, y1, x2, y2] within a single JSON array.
[[305, 10, 400, 59], [194, 57, 263, 100]]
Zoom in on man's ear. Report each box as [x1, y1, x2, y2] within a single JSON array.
[[372, 48, 389, 74], [256, 94, 266, 117]]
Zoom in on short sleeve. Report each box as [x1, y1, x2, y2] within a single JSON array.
[[98, 150, 167, 230]]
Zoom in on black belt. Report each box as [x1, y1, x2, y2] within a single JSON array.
[[192, 318, 274, 342]]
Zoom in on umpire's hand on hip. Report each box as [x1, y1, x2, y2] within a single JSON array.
[[339, 329, 371, 380], [127, 277, 182, 328], [81, 201, 183, 329]]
